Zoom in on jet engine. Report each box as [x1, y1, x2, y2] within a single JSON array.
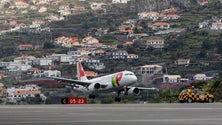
[[127, 87, 140, 95], [88, 83, 101, 92]]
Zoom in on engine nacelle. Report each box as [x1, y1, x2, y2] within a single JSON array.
[[88, 83, 101, 92], [127, 87, 140, 95]]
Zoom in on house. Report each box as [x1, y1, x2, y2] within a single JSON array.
[[139, 65, 163, 75], [175, 59, 190, 65], [43, 70, 61, 77], [211, 21, 222, 30], [51, 54, 72, 63], [6, 84, 46, 103], [159, 14, 180, 21], [162, 8, 177, 13], [137, 11, 159, 20], [6, 62, 32, 71], [60, 10, 71, 16], [199, 21, 209, 29], [150, 22, 170, 30], [82, 36, 99, 45], [193, 74, 212, 81], [124, 41, 134, 46], [18, 44, 34, 51], [112, 50, 128, 59], [85, 71, 98, 78], [77, 54, 91, 62], [0, 74, 5, 80], [127, 54, 139, 59], [84, 59, 105, 70], [138, 64, 163, 84], [90, 3, 107, 10], [15, 1, 29, 9], [73, 6, 85, 11], [95, 49, 106, 56], [38, 6, 47, 13], [68, 50, 91, 57], [55, 36, 80, 47], [163, 75, 181, 83], [14, 55, 36, 65], [33, 57, 52, 66], [112, 0, 130, 3], [146, 39, 165, 48]]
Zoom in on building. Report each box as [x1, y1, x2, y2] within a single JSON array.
[[175, 59, 190, 65], [150, 22, 170, 30], [112, 50, 128, 59], [90, 3, 107, 10], [43, 70, 61, 77], [85, 71, 98, 78], [163, 75, 181, 83], [82, 36, 99, 45], [138, 64, 163, 84], [18, 44, 34, 51], [146, 39, 165, 48], [137, 11, 159, 20], [127, 54, 139, 59], [14, 55, 36, 65], [33, 57, 52, 66], [51, 54, 72, 63], [193, 74, 213, 81], [6, 84, 45, 103], [6, 63, 32, 71], [211, 22, 222, 30]]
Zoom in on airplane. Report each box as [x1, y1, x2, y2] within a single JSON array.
[[48, 62, 158, 102]]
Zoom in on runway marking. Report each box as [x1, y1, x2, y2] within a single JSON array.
[[1, 118, 222, 124]]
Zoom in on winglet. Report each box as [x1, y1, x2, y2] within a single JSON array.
[[77, 62, 88, 81]]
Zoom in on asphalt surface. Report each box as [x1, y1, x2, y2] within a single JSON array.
[[0, 103, 222, 125]]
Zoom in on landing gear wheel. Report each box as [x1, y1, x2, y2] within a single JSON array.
[[89, 94, 95, 99], [115, 97, 121, 102]]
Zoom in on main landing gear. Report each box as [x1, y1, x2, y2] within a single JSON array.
[[89, 94, 95, 99], [115, 90, 121, 102]]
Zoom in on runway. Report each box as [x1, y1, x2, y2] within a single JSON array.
[[0, 103, 222, 125]]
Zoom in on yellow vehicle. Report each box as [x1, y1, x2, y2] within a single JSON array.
[[178, 87, 214, 103]]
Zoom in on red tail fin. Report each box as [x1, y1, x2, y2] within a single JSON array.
[[77, 62, 88, 81]]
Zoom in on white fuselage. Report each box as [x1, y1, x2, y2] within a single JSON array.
[[72, 71, 137, 94]]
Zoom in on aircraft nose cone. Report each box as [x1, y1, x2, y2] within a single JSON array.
[[131, 75, 137, 83]]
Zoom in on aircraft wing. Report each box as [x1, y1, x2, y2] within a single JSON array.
[[127, 86, 159, 91], [47, 76, 91, 87], [47, 76, 108, 88]]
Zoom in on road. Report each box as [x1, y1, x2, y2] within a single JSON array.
[[0, 103, 222, 125]]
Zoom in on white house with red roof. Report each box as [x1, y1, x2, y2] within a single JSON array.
[[146, 38, 165, 48], [82, 36, 99, 45], [15, 1, 29, 9], [55, 36, 80, 47], [138, 11, 159, 20], [211, 21, 222, 30], [150, 22, 170, 30]]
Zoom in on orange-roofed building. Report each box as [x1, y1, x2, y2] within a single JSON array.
[[163, 8, 177, 13], [19, 44, 34, 51], [150, 22, 170, 30], [124, 41, 134, 46], [85, 71, 98, 78], [127, 54, 139, 59], [0, 74, 5, 80], [95, 49, 106, 55], [15, 1, 29, 9]]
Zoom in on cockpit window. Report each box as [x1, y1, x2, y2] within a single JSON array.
[[125, 73, 134, 76]]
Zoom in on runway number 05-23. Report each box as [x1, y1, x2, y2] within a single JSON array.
[[61, 97, 87, 104]]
